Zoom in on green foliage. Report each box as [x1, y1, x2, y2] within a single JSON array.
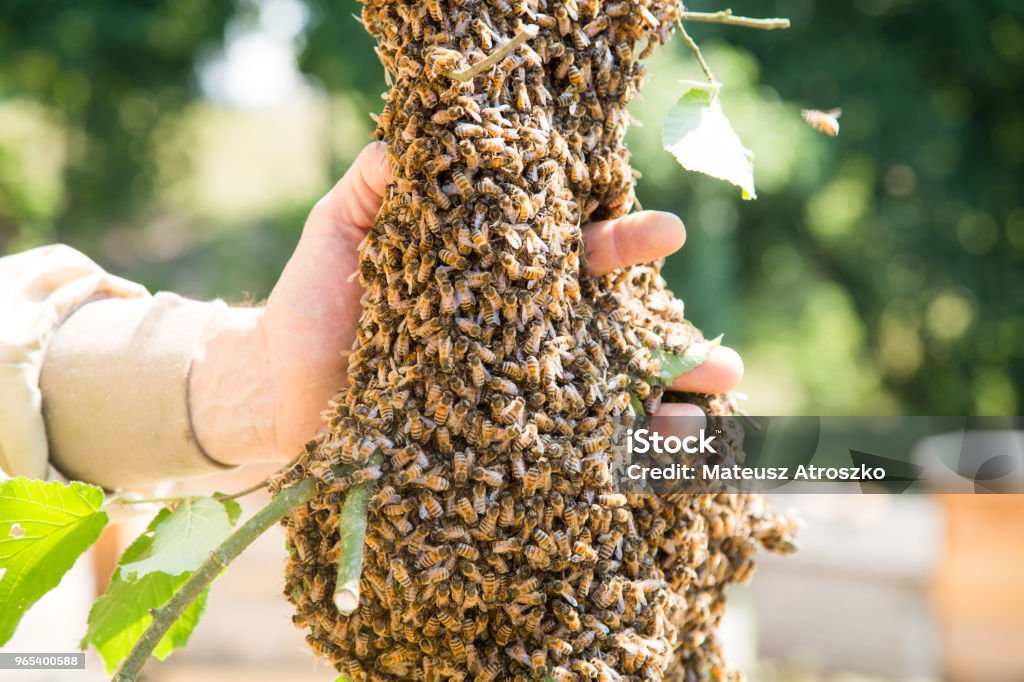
[[631, 0, 1024, 415], [82, 508, 212, 674], [120, 497, 238, 579], [1, 0, 1020, 416], [663, 83, 756, 199], [0, 478, 108, 645], [0, 0, 234, 250]]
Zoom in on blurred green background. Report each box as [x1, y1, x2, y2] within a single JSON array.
[[1, 0, 1021, 417]]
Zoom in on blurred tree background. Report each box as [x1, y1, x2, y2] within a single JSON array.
[[1, 0, 1021, 416]]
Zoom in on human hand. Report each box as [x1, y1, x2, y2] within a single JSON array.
[[189, 142, 743, 464]]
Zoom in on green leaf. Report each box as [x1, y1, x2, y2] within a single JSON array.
[[120, 497, 236, 579], [630, 393, 646, 417], [82, 509, 210, 674], [214, 495, 243, 525], [662, 82, 756, 200], [0, 478, 108, 645], [651, 335, 724, 386]]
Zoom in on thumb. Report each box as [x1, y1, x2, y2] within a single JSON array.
[[308, 142, 393, 238]]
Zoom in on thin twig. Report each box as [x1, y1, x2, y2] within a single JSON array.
[[445, 24, 539, 82], [333, 452, 383, 614], [106, 455, 302, 508], [215, 454, 303, 501], [680, 9, 791, 31], [676, 19, 715, 85], [111, 476, 319, 682]]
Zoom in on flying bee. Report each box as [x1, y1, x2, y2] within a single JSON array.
[[801, 108, 842, 136]]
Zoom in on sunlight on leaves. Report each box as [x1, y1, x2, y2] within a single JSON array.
[[0, 478, 108, 645], [662, 82, 756, 199], [120, 497, 236, 579], [82, 508, 211, 674]]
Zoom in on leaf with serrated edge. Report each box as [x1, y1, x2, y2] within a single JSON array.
[[120, 497, 235, 579], [82, 508, 210, 673], [652, 335, 724, 386], [662, 82, 756, 199], [0, 478, 108, 645]]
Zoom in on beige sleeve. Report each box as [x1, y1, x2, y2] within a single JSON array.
[[0, 245, 233, 490]]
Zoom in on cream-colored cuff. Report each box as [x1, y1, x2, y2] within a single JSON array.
[[40, 293, 234, 490], [0, 245, 148, 481]]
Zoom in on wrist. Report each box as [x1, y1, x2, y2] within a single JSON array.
[[188, 306, 278, 466]]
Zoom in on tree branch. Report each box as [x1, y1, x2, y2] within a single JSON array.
[[680, 10, 791, 31], [332, 453, 382, 614], [676, 20, 715, 85], [111, 476, 318, 682], [445, 25, 539, 82]]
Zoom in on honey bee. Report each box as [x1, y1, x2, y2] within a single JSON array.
[[426, 0, 443, 22], [451, 169, 473, 195], [435, 425, 452, 454], [439, 281, 456, 314], [468, 353, 487, 388], [801, 108, 842, 136], [471, 466, 504, 487], [456, 498, 479, 525], [438, 248, 468, 269], [308, 573, 327, 603], [554, 5, 572, 34], [455, 122, 487, 138], [456, 317, 482, 338], [423, 564, 451, 585], [478, 505, 499, 537], [572, 540, 598, 563], [422, 153, 452, 175], [390, 557, 412, 590], [502, 326, 517, 355], [526, 322, 544, 355], [524, 607, 544, 635]]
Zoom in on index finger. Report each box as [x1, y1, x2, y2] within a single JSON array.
[[582, 211, 687, 276]]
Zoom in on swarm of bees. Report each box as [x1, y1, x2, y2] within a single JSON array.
[[273, 0, 798, 679]]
